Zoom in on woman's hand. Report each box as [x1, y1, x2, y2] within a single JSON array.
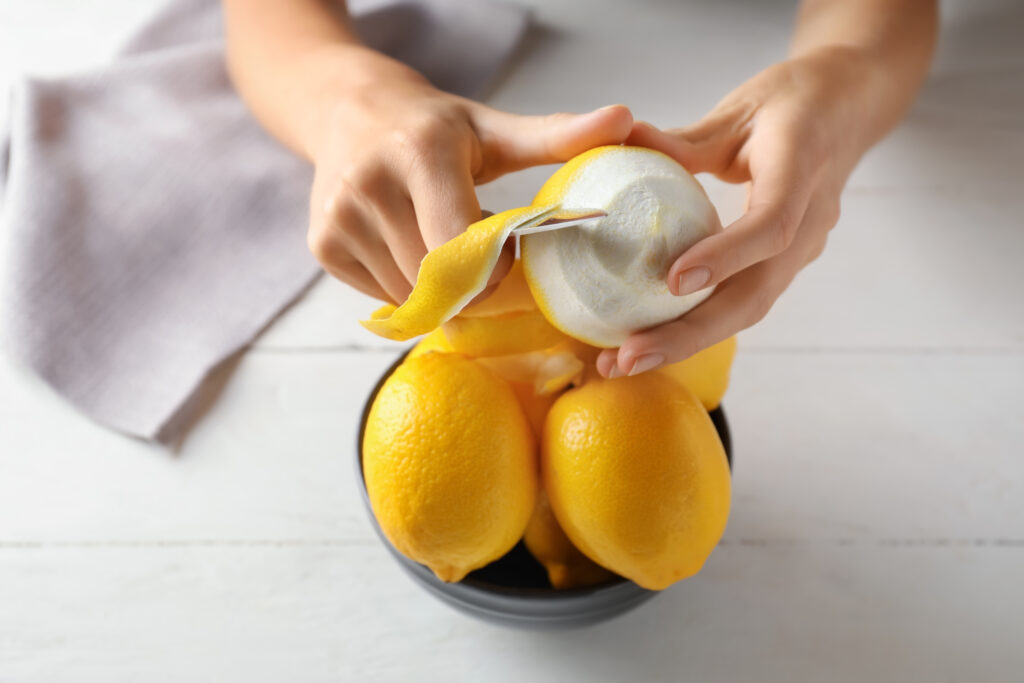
[[306, 51, 633, 303], [596, 47, 894, 378]]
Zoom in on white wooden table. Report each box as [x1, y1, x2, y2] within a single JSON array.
[[2, 1, 1022, 680]]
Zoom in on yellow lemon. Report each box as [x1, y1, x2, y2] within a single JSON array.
[[360, 147, 721, 347], [439, 259, 570, 358], [363, 352, 537, 582], [523, 490, 617, 590], [442, 308, 568, 358], [477, 349, 583, 397], [504, 380, 559, 439], [406, 327, 454, 360], [458, 259, 538, 318], [657, 336, 738, 410], [542, 372, 730, 590]]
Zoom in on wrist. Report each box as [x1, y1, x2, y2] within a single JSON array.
[[293, 44, 433, 160], [792, 45, 898, 173]]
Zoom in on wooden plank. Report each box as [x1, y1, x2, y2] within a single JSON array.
[[1, 544, 1021, 682]]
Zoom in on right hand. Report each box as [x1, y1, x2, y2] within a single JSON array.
[[306, 55, 633, 303]]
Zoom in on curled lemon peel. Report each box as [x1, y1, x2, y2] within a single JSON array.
[[361, 146, 721, 347], [442, 308, 568, 358], [359, 204, 557, 341], [458, 259, 537, 318]]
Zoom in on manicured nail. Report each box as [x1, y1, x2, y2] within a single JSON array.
[[628, 353, 664, 376], [677, 267, 710, 296], [607, 363, 622, 379]]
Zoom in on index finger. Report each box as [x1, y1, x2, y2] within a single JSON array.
[[406, 147, 513, 288]]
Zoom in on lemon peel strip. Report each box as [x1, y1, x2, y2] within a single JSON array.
[[360, 204, 558, 341], [478, 350, 583, 396], [458, 259, 537, 318], [442, 308, 567, 358]]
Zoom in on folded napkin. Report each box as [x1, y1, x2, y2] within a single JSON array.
[[0, 0, 528, 444]]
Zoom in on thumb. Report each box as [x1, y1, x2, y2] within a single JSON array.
[[472, 104, 634, 179]]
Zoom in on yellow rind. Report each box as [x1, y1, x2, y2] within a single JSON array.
[[542, 373, 731, 591], [442, 308, 568, 358], [478, 350, 583, 396], [522, 146, 632, 349], [657, 336, 737, 410], [459, 259, 537, 318], [522, 490, 618, 590], [360, 204, 557, 341], [363, 353, 537, 583], [405, 328, 455, 360]]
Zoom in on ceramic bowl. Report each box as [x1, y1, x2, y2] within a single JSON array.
[[355, 350, 732, 629]]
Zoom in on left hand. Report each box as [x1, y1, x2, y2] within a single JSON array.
[[597, 47, 884, 378]]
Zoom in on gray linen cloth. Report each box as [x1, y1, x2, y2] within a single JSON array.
[[0, 0, 528, 444]]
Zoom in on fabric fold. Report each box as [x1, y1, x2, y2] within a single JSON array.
[[0, 0, 529, 443]]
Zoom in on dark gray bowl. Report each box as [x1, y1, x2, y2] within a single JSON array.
[[356, 350, 732, 630]]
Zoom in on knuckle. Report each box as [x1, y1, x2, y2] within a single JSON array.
[[323, 197, 363, 239], [340, 164, 388, 204], [770, 200, 802, 253], [766, 206, 799, 254], [306, 226, 332, 263], [747, 285, 777, 325], [657, 319, 705, 362], [308, 203, 360, 266], [671, 335, 705, 363], [540, 112, 575, 157], [392, 114, 459, 161]]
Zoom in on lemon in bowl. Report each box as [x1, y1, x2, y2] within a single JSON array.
[[355, 347, 732, 629]]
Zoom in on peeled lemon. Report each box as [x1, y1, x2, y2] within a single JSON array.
[[361, 146, 721, 347], [542, 372, 731, 591], [363, 352, 537, 583], [523, 146, 721, 347]]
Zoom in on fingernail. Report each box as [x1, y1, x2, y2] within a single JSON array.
[[607, 363, 622, 379], [628, 353, 664, 376], [676, 267, 710, 296]]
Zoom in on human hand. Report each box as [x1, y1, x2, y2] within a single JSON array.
[[596, 47, 886, 378], [306, 53, 633, 303]]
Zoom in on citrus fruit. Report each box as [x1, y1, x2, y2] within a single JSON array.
[[522, 146, 722, 347], [523, 490, 617, 590], [657, 336, 737, 410], [458, 259, 537, 318], [406, 327, 454, 360], [503, 380, 559, 439], [477, 349, 583, 397], [442, 308, 567, 358], [362, 352, 537, 582], [359, 147, 721, 347], [542, 371, 731, 590], [360, 205, 557, 341]]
